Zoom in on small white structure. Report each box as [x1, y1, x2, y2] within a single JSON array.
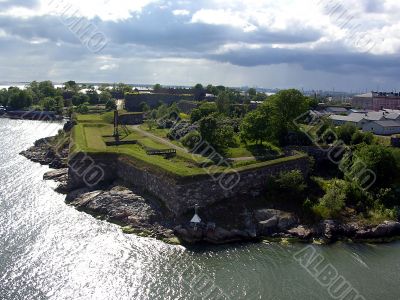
[[190, 205, 202, 224], [362, 120, 400, 135]]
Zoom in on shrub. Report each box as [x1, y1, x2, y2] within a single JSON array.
[[266, 170, 307, 199], [313, 181, 346, 219], [76, 104, 89, 114], [105, 100, 117, 111], [336, 123, 357, 145], [181, 131, 201, 150]]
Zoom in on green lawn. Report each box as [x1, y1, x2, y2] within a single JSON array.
[[71, 114, 307, 179]]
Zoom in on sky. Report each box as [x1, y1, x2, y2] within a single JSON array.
[[0, 0, 399, 92]]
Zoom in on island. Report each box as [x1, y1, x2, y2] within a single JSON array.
[[11, 81, 400, 245]]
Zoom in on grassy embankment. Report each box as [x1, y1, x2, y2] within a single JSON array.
[[71, 112, 307, 179]]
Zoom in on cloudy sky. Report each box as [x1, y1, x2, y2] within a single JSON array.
[[0, 0, 399, 91]]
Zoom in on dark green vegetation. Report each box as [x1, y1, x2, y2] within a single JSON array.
[[263, 120, 400, 225], [0, 80, 127, 114]]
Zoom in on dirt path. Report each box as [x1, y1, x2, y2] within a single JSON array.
[[131, 125, 257, 161], [130, 125, 189, 153]]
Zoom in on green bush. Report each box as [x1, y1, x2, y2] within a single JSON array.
[[336, 123, 357, 145], [313, 181, 346, 219], [76, 104, 89, 114], [266, 169, 307, 200], [181, 131, 201, 149]]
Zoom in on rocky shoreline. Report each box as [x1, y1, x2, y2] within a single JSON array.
[[20, 131, 400, 245]]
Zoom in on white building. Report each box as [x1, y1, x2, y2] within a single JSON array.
[[362, 120, 400, 135]]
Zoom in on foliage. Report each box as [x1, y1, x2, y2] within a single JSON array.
[[351, 131, 374, 145], [7, 88, 33, 109], [72, 93, 90, 106], [216, 91, 231, 114], [344, 144, 398, 189], [86, 88, 99, 104], [193, 83, 205, 101], [99, 91, 112, 103], [105, 100, 117, 111], [313, 181, 346, 219], [181, 131, 201, 149], [199, 114, 236, 152], [39, 96, 64, 113], [145, 119, 158, 130], [275, 170, 307, 193], [336, 123, 357, 145], [153, 83, 162, 92], [76, 104, 89, 114], [248, 88, 257, 97], [168, 121, 198, 140], [240, 104, 273, 144], [268, 89, 309, 144], [190, 102, 217, 123], [139, 101, 150, 112]]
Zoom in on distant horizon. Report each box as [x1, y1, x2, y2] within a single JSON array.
[[0, 80, 380, 95], [1, 1, 399, 93]]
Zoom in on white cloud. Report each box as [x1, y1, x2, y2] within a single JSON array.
[[100, 63, 118, 71], [191, 9, 257, 32], [172, 9, 190, 16], [1, 0, 158, 21]]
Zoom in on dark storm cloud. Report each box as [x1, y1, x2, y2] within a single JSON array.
[[0, 1, 398, 86], [97, 7, 321, 51], [207, 46, 400, 77]]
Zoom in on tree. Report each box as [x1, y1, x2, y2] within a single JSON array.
[[40, 96, 63, 113], [199, 114, 235, 152], [153, 83, 162, 92], [268, 89, 308, 144], [193, 83, 205, 101], [314, 181, 346, 219], [336, 123, 357, 145], [139, 101, 150, 112], [72, 93, 89, 106], [105, 100, 117, 111], [240, 105, 273, 144], [7, 89, 32, 109], [26, 81, 41, 104], [253, 93, 267, 102], [190, 102, 217, 123], [64, 80, 79, 93], [86, 88, 99, 104], [0, 89, 8, 106], [38, 81, 56, 98], [275, 170, 306, 193], [346, 144, 398, 189], [145, 119, 157, 130], [248, 88, 257, 97], [76, 104, 89, 114], [99, 91, 112, 103], [216, 91, 231, 114]]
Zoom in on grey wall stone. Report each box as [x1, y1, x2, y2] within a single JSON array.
[[69, 153, 310, 216]]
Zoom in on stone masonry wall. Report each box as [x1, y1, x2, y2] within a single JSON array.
[[69, 153, 310, 216]]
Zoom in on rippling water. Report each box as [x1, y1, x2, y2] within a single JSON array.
[[0, 118, 399, 300]]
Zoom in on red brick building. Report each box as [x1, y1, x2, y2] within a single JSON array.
[[352, 92, 400, 111]]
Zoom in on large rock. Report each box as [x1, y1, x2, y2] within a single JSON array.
[[255, 209, 299, 236], [67, 186, 169, 240], [43, 168, 68, 181], [355, 221, 400, 239], [287, 225, 313, 240]]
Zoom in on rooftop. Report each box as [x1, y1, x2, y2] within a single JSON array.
[[373, 120, 400, 128]]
